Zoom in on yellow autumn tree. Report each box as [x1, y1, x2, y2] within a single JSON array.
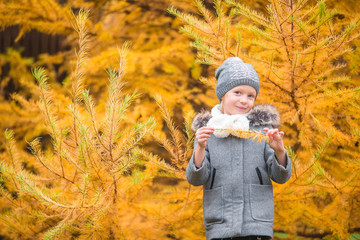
[[0, 1, 209, 239], [0, 10, 168, 239], [0, 0, 210, 153], [169, 0, 360, 238]]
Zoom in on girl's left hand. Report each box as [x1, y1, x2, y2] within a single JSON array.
[[263, 128, 285, 153], [263, 128, 287, 167]]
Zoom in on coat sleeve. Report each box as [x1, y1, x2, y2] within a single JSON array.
[[264, 142, 292, 184], [186, 139, 211, 186]]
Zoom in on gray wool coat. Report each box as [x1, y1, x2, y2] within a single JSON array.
[[186, 104, 292, 240]]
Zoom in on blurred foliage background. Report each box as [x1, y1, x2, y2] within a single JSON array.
[[0, 0, 360, 239]]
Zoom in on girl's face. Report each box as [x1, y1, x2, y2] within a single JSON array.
[[221, 85, 256, 115]]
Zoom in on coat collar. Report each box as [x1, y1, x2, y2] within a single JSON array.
[[191, 104, 280, 132]]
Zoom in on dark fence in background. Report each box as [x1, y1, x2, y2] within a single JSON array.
[[0, 26, 67, 57], [0, 26, 69, 99]]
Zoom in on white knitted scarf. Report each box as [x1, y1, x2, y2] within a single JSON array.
[[206, 104, 250, 138]]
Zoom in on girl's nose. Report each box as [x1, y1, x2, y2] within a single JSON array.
[[239, 96, 247, 104]]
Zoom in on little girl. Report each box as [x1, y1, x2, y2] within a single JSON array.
[[187, 57, 292, 240]]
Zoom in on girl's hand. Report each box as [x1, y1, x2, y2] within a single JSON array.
[[196, 127, 214, 149], [263, 128, 287, 167], [263, 128, 285, 151]]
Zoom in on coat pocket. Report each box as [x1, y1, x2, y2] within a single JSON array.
[[203, 186, 224, 226], [210, 168, 216, 189], [249, 184, 274, 222]]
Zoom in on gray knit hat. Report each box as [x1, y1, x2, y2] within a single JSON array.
[[215, 57, 260, 102]]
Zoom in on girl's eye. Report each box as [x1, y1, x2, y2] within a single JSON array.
[[248, 95, 254, 99], [235, 91, 241, 95]]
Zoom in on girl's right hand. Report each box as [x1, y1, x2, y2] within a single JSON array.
[[196, 127, 214, 149]]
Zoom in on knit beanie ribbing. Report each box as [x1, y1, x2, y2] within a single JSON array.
[[215, 57, 260, 102]]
